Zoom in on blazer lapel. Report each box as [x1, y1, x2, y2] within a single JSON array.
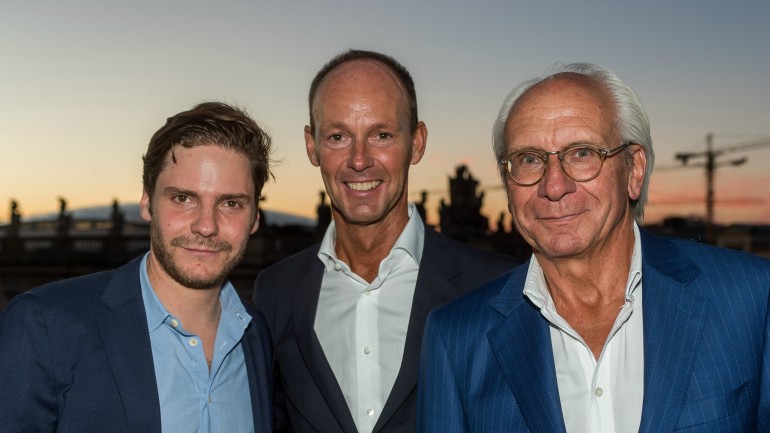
[[292, 256, 359, 433], [96, 258, 162, 433], [487, 266, 568, 433], [638, 232, 708, 432], [375, 229, 465, 431], [242, 330, 261, 429], [242, 314, 273, 432]]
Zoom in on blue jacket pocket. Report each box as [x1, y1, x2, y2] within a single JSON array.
[[675, 381, 752, 429]]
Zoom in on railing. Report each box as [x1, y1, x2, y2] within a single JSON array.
[[0, 222, 320, 298]]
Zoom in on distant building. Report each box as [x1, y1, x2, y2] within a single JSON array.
[[717, 224, 770, 259], [439, 165, 489, 241]]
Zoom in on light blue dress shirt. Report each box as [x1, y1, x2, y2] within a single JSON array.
[[140, 253, 254, 433]]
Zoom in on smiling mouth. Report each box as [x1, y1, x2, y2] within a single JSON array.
[[171, 237, 232, 253], [184, 247, 221, 254], [346, 181, 382, 191], [540, 212, 580, 221]]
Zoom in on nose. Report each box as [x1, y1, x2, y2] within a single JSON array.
[[347, 139, 374, 172], [191, 204, 218, 238], [538, 154, 576, 201]]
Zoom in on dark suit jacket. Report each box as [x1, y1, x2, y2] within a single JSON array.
[[0, 256, 273, 433], [253, 226, 515, 433], [417, 229, 770, 432]]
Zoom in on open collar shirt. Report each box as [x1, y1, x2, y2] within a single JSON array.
[[315, 203, 424, 433], [523, 222, 644, 433], [140, 252, 254, 433]]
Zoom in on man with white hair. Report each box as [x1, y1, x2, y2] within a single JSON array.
[[417, 63, 770, 433]]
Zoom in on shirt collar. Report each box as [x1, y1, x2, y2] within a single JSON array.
[[524, 221, 643, 309], [317, 202, 425, 270], [139, 252, 250, 333], [626, 221, 643, 300], [140, 252, 169, 332]]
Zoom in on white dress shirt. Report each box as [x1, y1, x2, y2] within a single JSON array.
[[315, 203, 424, 433], [523, 223, 644, 433]]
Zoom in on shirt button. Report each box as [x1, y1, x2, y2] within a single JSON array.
[[189, 338, 198, 347], [364, 290, 371, 296], [595, 387, 603, 397], [334, 263, 341, 271], [366, 408, 375, 417], [363, 346, 372, 355], [170, 319, 179, 328]]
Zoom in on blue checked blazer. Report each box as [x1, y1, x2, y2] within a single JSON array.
[[0, 257, 273, 433], [417, 229, 770, 432]]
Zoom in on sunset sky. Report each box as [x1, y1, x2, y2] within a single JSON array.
[[2, 0, 769, 228]]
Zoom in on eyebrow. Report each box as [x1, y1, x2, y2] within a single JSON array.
[[511, 140, 604, 152], [317, 122, 347, 132], [321, 121, 398, 132], [162, 187, 254, 204], [218, 193, 254, 204]]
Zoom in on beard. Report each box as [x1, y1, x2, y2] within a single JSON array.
[[150, 221, 248, 290]]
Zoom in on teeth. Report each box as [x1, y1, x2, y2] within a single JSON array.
[[347, 181, 381, 191]]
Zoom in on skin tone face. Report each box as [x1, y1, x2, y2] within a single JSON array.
[[139, 144, 259, 291], [504, 75, 646, 262], [304, 60, 427, 235]]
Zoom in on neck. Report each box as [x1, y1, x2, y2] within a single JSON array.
[[536, 220, 635, 305], [535, 220, 637, 359], [333, 209, 410, 283]]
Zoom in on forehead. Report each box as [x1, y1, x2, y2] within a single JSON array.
[[505, 75, 614, 144], [157, 144, 254, 192], [312, 60, 408, 115]]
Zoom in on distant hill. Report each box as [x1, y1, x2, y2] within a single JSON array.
[[22, 203, 316, 227]]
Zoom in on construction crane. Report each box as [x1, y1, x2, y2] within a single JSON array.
[[674, 133, 770, 243]]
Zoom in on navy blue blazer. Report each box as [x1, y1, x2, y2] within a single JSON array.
[[417, 229, 770, 432], [253, 227, 516, 433], [0, 256, 273, 433]]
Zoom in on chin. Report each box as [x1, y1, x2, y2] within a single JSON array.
[[537, 234, 589, 258], [337, 206, 387, 225], [170, 262, 229, 290]]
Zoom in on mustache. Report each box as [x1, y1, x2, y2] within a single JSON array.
[[170, 236, 233, 252]]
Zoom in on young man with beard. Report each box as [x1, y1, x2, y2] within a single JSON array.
[[252, 50, 515, 433], [0, 102, 274, 433]]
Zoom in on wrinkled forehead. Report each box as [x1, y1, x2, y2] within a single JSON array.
[[505, 74, 616, 142]]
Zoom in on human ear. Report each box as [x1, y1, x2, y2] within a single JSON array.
[[304, 125, 320, 167]]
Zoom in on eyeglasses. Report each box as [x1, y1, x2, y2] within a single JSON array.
[[499, 142, 632, 186]]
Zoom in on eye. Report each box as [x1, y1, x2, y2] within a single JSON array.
[[572, 147, 595, 159], [324, 133, 349, 148], [517, 152, 543, 166], [223, 200, 241, 208], [173, 194, 190, 203], [376, 132, 392, 140]]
